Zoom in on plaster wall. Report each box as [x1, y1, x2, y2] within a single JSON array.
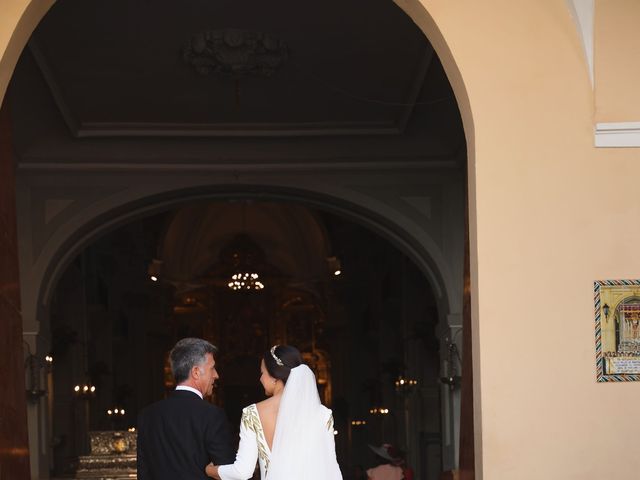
[[0, 0, 53, 101], [416, 0, 640, 478], [595, 0, 640, 121]]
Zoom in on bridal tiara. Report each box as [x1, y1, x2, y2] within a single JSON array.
[[270, 345, 284, 366]]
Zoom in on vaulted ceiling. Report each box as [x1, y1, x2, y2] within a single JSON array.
[[159, 202, 331, 286], [9, 0, 465, 164]]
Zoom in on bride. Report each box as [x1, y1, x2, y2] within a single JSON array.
[[205, 345, 342, 480]]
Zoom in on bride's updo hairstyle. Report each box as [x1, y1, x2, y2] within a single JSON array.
[[264, 345, 303, 384]]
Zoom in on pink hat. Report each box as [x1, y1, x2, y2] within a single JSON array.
[[368, 443, 403, 464]]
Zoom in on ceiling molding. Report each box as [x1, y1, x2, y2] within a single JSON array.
[[28, 38, 432, 138], [28, 40, 81, 135], [395, 43, 434, 131], [17, 158, 460, 173], [595, 122, 640, 148], [74, 121, 402, 137]]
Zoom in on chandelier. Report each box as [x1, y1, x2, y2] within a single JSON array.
[[221, 234, 267, 291], [228, 272, 264, 291]]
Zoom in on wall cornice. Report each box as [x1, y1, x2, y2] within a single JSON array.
[[595, 122, 640, 148]]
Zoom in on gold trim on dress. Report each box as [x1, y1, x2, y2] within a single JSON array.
[[326, 414, 334, 431], [241, 404, 270, 475]]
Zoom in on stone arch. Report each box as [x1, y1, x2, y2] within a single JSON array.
[[34, 183, 456, 320], [2, 0, 476, 348], [1, 2, 477, 476]]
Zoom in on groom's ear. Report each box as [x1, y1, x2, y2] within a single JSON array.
[[191, 365, 200, 380]]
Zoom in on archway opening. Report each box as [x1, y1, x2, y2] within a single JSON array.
[[48, 199, 447, 480], [0, 0, 473, 478]]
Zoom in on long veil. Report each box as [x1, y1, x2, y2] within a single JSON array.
[[267, 364, 342, 479]]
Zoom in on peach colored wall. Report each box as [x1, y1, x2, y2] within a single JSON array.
[[417, 0, 640, 478], [0, 0, 54, 103], [595, 0, 640, 122], [2, 0, 640, 479]]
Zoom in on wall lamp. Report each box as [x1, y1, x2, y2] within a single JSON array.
[[23, 342, 51, 402], [148, 259, 163, 282]]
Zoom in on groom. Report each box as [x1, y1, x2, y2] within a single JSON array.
[[137, 338, 235, 479]]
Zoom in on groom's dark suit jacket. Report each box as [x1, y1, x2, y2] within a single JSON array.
[[137, 390, 235, 480]]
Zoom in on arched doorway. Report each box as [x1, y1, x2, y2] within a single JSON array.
[[46, 199, 446, 479], [29, 182, 465, 476], [0, 0, 473, 478]]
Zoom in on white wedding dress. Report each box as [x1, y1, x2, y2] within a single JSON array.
[[218, 365, 342, 480]]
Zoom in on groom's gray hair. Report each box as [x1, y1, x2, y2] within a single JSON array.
[[170, 338, 218, 384]]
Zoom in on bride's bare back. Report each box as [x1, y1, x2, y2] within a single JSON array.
[[255, 395, 280, 451], [212, 362, 342, 480]]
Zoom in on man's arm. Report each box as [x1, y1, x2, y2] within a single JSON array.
[[205, 408, 235, 465]]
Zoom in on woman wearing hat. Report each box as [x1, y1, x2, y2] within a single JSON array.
[[366, 444, 413, 480]]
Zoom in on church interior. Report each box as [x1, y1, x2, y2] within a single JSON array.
[[1, 0, 469, 478], [6, 1, 640, 479], [47, 201, 445, 479]]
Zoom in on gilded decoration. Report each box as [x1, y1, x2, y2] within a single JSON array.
[[241, 405, 270, 474], [326, 414, 334, 432], [75, 431, 137, 479]]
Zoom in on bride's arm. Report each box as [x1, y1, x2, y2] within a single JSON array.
[[323, 408, 340, 464], [214, 408, 259, 480]]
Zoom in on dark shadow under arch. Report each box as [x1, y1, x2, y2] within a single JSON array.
[[39, 184, 452, 321]]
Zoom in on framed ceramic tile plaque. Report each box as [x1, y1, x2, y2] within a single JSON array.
[[595, 280, 640, 382]]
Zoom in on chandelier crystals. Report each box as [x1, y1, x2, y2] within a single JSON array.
[[228, 272, 265, 291]]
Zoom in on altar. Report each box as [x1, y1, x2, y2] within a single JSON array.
[[75, 431, 137, 479]]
